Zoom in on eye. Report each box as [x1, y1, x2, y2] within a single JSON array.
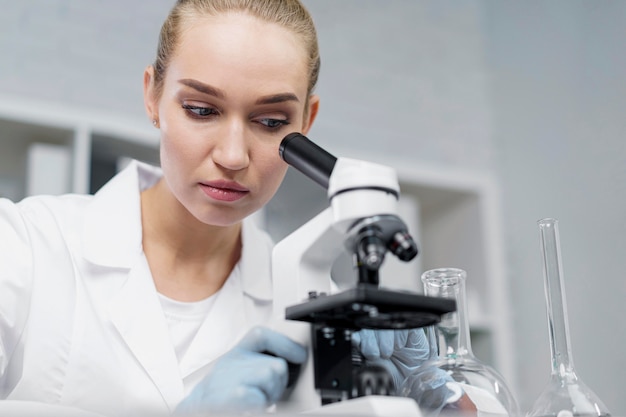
[[182, 104, 219, 118], [258, 118, 290, 129]]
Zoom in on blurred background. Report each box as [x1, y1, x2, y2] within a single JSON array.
[[0, 0, 624, 414]]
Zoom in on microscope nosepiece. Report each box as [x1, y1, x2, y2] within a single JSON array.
[[358, 234, 387, 270]]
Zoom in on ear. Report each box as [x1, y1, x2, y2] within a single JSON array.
[[143, 65, 159, 123], [301, 94, 320, 135]]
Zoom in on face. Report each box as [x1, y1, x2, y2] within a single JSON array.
[[144, 13, 318, 227]]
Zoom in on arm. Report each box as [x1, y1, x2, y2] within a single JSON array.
[[0, 199, 34, 385]]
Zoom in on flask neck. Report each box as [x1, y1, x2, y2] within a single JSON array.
[[544, 264, 577, 377], [538, 219, 577, 378], [422, 269, 474, 360]]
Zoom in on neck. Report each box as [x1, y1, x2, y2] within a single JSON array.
[[140, 179, 242, 301]]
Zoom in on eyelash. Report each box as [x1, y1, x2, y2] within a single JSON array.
[[259, 118, 290, 129], [182, 104, 218, 118], [181, 104, 291, 130]]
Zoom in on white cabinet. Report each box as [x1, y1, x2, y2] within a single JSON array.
[[89, 131, 159, 192], [0, 117, 75, 200], [0, 94, 516, 388], [0, 95, 159, 200]]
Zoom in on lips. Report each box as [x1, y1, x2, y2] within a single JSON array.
[[199, 180, 249, 202]]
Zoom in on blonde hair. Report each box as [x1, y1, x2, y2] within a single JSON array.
[[153, 0, 320, 100]]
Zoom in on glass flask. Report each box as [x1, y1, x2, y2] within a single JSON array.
[[527, 218, 611, 417], [400, 268, 519, 417]]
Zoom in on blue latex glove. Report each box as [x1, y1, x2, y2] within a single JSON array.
[[175, 326, 307, 416], [352, 328, 433, 390], [401, 365, 464, 416], [353, 328, 465, 415]]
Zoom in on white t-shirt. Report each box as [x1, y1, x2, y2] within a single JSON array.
[[158, 266, 241, 365]]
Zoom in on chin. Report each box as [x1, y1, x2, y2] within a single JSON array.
[[195, 208, 251, 228]]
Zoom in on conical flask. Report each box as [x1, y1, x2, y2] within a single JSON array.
[[527, 219, 611, 417], [400, 268, 519, 417]]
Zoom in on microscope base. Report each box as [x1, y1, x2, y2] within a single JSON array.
[[302, 396, 423, 417]]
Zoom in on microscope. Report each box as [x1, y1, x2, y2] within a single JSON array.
[[271, 133, 456, 416]]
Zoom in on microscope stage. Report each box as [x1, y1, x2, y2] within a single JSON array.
[[285, 286, 456, 330]]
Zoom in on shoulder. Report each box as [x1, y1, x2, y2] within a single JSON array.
[[13, 194, 94, 249], [0, 197, 35, 264], [0, 159, 153, 257], [18, 192, 92, 219], [1, 194, 91, 242]]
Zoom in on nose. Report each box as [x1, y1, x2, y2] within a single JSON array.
[[212, 119, 250, 171]]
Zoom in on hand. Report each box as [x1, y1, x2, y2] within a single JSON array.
[[352, 328, 433, 390], [402, 365, 477, 417], [402, 365, 457, 409], [175, 326, 307, 416]]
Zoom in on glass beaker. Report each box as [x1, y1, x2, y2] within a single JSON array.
[[400, 268, 519, 417], [527, 219, 611, 417]]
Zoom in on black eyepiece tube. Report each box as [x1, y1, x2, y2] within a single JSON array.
[[279, 133, 337, 190]]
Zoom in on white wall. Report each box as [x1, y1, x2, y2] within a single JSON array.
[[0, 0, 171, 120], [484, 1, 626, 413], [1, 0, 624, 414], [303, 0, 494, 173]]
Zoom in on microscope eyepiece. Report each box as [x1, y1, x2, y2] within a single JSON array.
[[280, 133, 337, 189]]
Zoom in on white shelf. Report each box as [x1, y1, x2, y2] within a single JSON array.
[[0, 94, 158, 199]]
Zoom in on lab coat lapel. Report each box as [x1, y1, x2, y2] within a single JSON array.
[[178, 271, 248, 378], [84, 161, 183, 408], [177, 219, 275, 378], [83, 160, 161, 269], [108, 254, 184, 411]]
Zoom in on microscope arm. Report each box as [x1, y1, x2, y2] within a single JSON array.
[[272, 207, 341, 317]]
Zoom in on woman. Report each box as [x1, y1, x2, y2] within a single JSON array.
[[0, 1, 435, 416]]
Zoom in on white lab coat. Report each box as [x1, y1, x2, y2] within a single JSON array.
[[0, 161, 275, 416]]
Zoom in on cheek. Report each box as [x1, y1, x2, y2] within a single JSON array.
[[255, 150, 288, 200], [157, 100, 201, 162], [267, 163, 288, 190], [159, 121, 204, 169]]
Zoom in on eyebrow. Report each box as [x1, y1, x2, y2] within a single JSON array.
[[178, 78, 299, 105], [255, 93, 300, 105], [178, 79, 225, 99]]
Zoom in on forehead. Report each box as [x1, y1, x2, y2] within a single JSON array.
[[168, 13, 309, 99]]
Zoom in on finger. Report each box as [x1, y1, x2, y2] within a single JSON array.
[[359, 329, 380, 359], [238, 326, 307, 364], [377, 330, 394, 359], [208, 386, 269, 415], [407, 328, 429, 351], [426, 326, 438, 359], [394, 329, 409, 348], [233, 388, 268, 414], [389, 329, 432, 375], [243, 354, 289, 404], [390, 331, 431, 365]]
